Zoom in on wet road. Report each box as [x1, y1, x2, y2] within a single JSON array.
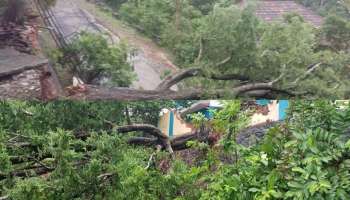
[[51, 0, 177, 90]]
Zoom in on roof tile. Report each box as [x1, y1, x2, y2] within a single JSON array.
[[255, 0, 323, 27]]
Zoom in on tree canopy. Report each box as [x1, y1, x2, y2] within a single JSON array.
[[0, 100, 349, 199], [57, 0, 350, 99], [54, 32, 136, 87]]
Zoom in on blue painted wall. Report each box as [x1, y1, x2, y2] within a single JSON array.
[[256, 99, 271, 106], [279, 100, 289, 120], [168, 111, 174, 137], [256, 100, 289, 121]]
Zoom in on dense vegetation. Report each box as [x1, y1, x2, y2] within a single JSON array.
[[296, 0, 350, 19], [67, 0, 350, 98], [0, 100, 349, 199], [1, 0, 349, 98], [53, 32, 136, 87]]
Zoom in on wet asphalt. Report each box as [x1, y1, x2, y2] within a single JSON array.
[[51, 0, 170, 90]]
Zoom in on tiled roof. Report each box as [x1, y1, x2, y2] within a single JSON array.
[[255, 1, 324, 27]]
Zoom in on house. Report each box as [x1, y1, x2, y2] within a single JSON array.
[[242, 0, 324, 27], [158, 100, 290, 137], [158, 108, 194, 138], [251, 100, 289, 125]]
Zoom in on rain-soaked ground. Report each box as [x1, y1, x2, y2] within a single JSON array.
[[50, 0, 178, 90]]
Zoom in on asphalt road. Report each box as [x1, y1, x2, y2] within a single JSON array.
[[51, 0, 176, 90]]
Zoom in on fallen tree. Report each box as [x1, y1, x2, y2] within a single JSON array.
[[1, 122, 214, 181], [65, 66, 304, 100]]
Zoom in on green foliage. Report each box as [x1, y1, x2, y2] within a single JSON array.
[[105, 0, 127, 9], [0, 101, 126, 133], [100, 0, 350, 98], [212, 100, 248, 135], [126, 101, 176, 125], [201, 101, 350, 200], [321, 15, 350, 51], [57, 32, 135, 86], [190, 112, 208, 129], [9, 178, 53, 200], [119, 0, 174, 38], [1, 101, 350, 199], [296, 0, 350, 19]]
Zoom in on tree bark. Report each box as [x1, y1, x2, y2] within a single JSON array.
[[116, 124, 175, 157], [67, 81, 291, 100], [128, 125, 211, 151]]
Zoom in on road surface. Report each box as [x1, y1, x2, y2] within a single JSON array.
[[50, 0, 177, 90]]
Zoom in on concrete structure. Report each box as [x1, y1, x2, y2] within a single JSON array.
[[0, 2, 62, 100], [251, 100, 289, 126], [158, 109, 193, 138], [0, 48, 48, 99], [158, 100, 290, 137]]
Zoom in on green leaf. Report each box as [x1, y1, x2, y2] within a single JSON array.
[[284, 140, 298, 148], [267, 170, 279, 190], [345, 140, 350, 149], [288, 181, 304, 189], [269, 190, 282, 198], [248, 188, 260, 193], [292, 167, 306, 174]]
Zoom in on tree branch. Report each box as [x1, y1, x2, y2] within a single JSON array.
[[145, 145, 162, 170], [128, 127, 211, 151], [67, 80, 292, 100], [194, 37, 203, 64], [116, 124, 168, 140], [156, 68, 203, 91], [156, 67, 250, 91], [292, 62, 323, 85], [67, 85, 205, 100], [65, 60, 307, 100], [116, 124, 174, 157], [215, 56, 232, 67], [210, 73, 249, 81]]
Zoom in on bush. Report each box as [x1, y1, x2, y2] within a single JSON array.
[[58, 32, 135, 86]]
